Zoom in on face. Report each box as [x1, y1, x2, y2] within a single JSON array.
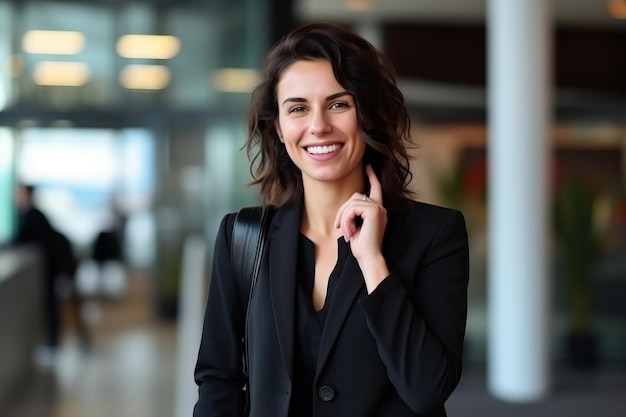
[[16, 186, 30, 210], [274, 59, 366, 188]]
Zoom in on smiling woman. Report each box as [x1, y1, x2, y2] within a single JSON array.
[[194, 22, 469, 417], [246, 23, 414, 210], [274, 59, 366, 188]]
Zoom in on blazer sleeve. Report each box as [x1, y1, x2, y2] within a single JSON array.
[[193, 213, 247, 417], [359, 209, 469, 415]]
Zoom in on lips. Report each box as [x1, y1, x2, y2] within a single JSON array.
[[306, 144, 341, 155]]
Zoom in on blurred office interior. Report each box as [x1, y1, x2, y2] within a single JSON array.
[[0, 0, 625, 416]]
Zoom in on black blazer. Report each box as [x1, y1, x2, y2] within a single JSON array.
[[194, 200, 469, 417]]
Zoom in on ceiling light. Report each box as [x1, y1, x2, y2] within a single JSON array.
[[120, 64, 171, 90], [117, 34, 181, 59], [346, 0, 373, 11], [213, 68, 261, 93], [33, 61, 90, 86], [22, 30, 85, 55], [608, 0, 626, 19]]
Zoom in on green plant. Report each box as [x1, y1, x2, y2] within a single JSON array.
[[554, 171, 598, 333]]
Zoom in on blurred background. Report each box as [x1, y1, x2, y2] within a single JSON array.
[[0, 0, 624, 416]]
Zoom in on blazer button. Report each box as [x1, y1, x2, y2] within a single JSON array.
[[318, 385, 335, 402]]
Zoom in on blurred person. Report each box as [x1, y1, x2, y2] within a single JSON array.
[[13, 184, 61, 356], [92, 197, 126, 267], [90, 202, 127, 297], [92, 225, 123, 267], [194, 23, 469, 417], [13, 184, 85, 357], [14, 184, 53, 247]]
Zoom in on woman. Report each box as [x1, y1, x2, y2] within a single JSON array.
[[194, 22, 469, 417]]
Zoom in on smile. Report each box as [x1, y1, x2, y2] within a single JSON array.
[[306, 144, 341, 155]]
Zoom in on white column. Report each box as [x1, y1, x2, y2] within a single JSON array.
[[487, 0, 551, 402]]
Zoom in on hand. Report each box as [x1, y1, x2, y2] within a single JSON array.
[[334, 165, 389, 292]]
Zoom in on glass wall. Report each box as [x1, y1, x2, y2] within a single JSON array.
[[0, 128, 13, 243], [15, 127, 156, 260], [0, 2, 13, 110], [3, 0, 267, 110], [0, 0, 270, 319]]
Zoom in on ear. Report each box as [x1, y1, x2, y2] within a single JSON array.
[[274, 122, 284, 143]]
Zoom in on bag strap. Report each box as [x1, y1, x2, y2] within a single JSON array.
[[231, 206, 273, 313]]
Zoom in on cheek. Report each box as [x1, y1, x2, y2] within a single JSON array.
[[278, 120, 303, 142], [354, 132, 367, 157]]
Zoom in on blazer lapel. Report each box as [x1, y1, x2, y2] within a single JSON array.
[[315, 250, 365, 376], [267, 202, 302, 383], [267, 201, 368, 379]]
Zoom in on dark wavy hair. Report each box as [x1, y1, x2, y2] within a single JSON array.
[[246, 22, 414, 209]]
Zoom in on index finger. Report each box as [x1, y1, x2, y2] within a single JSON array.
[[365, 164, 383, 204]]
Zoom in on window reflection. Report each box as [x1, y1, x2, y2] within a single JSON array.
[[16, 127, 155, 266]]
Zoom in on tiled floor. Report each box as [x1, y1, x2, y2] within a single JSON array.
[[5, 271, 626, 417]]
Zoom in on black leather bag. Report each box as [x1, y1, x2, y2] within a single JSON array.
[[230, 205, 273, 410], [231, 206, 273, 315]]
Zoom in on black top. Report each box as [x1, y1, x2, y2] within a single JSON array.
[[289, 234, 351, 417]]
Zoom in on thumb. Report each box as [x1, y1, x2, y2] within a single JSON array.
[[365, 164, 383, 204]]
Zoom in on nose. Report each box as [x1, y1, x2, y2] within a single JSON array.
[[309, 109, 331, 136]]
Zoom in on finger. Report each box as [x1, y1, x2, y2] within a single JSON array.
[[365, 165, 383, 204], [334, 192, 362, 235], [336, 208, 356, 241]]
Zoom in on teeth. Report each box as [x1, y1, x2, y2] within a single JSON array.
[[307, 144, 340, 155]]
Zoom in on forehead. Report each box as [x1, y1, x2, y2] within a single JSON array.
[[276, 59, 344, 97]]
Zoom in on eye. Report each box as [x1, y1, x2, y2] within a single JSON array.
[[330, 102, 349, 110], [288, 106, 306, 114]]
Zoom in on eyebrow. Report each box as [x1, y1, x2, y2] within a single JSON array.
[[281, 91, 351, 107]]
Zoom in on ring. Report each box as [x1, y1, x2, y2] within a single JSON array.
[[363, 194, 367, 201]]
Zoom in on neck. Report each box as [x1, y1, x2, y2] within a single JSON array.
[[301, 174, 365, 239]]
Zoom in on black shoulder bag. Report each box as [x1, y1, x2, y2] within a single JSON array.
[[231, 206, 273, 311], [231, 205, 273, 380]]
